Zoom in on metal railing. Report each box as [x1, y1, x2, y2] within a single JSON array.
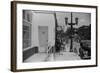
[[44, 45, 55, 61]]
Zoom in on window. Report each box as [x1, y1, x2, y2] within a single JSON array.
[[23, 10, 26, 20], [23, 10, 32, 22], [23, 25, 31, 48], [27, 13, 31, 22], [23, 10, 32, 49]]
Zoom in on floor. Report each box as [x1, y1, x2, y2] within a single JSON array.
[[24, 43, 81, 63], [24, 51, 81, 63]]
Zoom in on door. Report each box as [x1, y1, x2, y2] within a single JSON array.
[[38, 26, 48, 52]]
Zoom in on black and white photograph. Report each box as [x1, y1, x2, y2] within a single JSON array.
[[23, 10, 91, 62], [11, 1, 97, 71]]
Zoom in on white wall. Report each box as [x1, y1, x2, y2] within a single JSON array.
[[0, 0, 100, 73], [32, 12, 55, 48]]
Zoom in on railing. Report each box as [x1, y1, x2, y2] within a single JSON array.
[[47, 45, 53, 54], [44, 45, 55, 61]]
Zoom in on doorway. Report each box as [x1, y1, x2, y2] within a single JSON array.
[[38, 26, 48, 53]]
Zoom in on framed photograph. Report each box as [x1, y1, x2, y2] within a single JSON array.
[[11, 1, 98, 72]]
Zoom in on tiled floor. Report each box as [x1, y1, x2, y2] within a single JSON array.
[[54, 52, 81, 61], [24, 43, 81, 62], [24, 51, 81, 63]]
